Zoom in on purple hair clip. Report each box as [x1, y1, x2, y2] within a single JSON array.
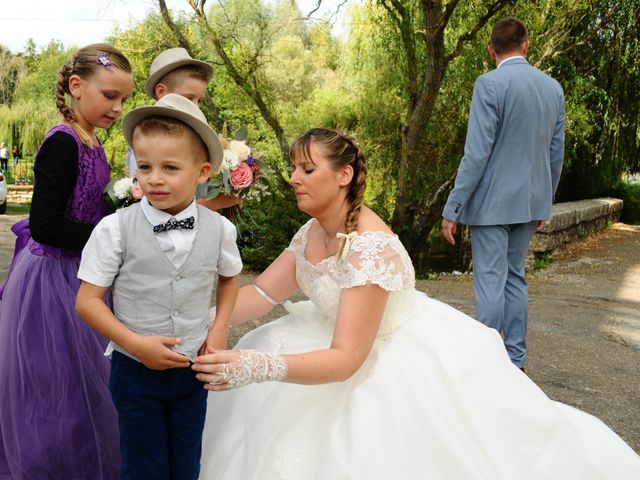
[[96, 53, 113, 71]]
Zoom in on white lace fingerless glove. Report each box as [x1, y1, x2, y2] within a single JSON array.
[[221, 349, 288, 388]]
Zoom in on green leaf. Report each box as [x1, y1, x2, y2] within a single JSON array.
[[222, 168, 231, 194], [205, 186, 221, 199], [103, 179, 116, 194], [233, 126, 248, 141]]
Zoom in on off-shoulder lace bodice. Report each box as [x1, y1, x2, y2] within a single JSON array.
[[285, 219, 416, 336]]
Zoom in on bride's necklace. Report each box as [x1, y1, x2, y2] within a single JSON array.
[[323, 233, 335, 249]]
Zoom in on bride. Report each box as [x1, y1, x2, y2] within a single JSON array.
[[192, 128, 640, 479]]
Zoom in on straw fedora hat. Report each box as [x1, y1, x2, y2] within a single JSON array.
[[122, 93, 223, 170], [145, 48, 213, 98]]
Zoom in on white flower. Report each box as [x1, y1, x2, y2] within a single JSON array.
[[113, 177, 134, 199], [222, 149, 240, 170], [228, 140, 251, 162]]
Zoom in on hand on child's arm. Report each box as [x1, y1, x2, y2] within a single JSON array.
[[130, 335, 190, 370]]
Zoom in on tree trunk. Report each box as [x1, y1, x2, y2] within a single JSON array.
[[391, 1, 448, 259]]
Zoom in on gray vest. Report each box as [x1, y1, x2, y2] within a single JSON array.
[[111, 203, 222, 361]]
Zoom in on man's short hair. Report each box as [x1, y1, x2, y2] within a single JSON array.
[[491, 17, 528, 55]]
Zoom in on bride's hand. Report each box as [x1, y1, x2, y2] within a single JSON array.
[[192, 350, 240, 391], [192, 349, 288, 391]]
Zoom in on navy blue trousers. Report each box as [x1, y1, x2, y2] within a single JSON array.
[[110, 351, 207, 480]]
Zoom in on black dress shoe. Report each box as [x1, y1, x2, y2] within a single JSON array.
[[519, 367, 526, 373]]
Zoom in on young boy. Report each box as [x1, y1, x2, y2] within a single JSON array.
[[127, 47, 238, 211], [76, 93, 242, 479]]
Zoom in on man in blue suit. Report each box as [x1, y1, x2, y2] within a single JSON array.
[[442, 17, 565, 371]]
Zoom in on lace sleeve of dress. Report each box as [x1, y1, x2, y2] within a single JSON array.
[[285, 218, 314, 255], [337, 232, 415, 292]]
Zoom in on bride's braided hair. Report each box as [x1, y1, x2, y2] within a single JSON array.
[[290, 128, 368, 258], [55, 43, 131, 146]]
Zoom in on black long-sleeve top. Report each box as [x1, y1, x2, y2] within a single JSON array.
[[29, 131, 96, 249]]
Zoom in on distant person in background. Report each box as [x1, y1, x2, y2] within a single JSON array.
[[11, 146, 21, 171], [0, 143, 8, 171]]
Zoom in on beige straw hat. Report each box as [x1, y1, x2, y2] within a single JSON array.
[[145, 48, 213, 98], [122, 93, 223, 170]]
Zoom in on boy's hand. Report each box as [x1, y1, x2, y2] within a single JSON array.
[[131, 335, 190, 370]]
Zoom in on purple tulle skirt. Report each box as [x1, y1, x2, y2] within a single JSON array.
[[0, 221, 119, 479]]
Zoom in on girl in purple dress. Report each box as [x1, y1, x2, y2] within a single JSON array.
[[0, 44, 133, 479]]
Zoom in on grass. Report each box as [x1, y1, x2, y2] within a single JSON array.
[[613, 181, 640, 224], [532, 252, 554, 271], [6, 202, 31, 215]]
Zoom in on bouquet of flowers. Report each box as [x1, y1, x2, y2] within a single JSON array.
[[203, 124, 270, 226], [104, 176, 143, 210]]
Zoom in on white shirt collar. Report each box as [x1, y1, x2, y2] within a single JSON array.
[[497, 55, 525, 69], [140, 196, 198, 227]]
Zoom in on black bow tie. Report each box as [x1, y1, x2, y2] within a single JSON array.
[[153, 216, 195, 234]]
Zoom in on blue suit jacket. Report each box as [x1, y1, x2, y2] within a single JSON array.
[[443, 58, 565, 226]]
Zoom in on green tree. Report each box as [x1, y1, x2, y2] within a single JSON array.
[[0, 46, 29, 107], [0, 41, 67, 154], [522, 0, 640, 199]]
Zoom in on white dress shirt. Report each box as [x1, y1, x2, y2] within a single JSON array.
[[497, 55, 525, 69], [79, 197, 242, 287]]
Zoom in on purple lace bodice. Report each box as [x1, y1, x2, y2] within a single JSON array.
[[39, 124, 111, 226]]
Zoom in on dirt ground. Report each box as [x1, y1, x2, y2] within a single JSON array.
[[1, 214, 639, 453]]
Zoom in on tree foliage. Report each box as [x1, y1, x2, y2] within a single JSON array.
[[521, 0, 640, 200]]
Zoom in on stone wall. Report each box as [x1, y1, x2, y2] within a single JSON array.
[[6, 185, 33, 204], [530, 198, 623, 253]]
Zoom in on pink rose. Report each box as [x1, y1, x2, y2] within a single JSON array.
[[131, 183, 144, 199], [230, 162, 254, 190]]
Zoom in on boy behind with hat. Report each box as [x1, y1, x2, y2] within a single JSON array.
[[76, 93, 242, 478], [145, 47, 213, 103], [127, 47, 240, 212], [126, 48, 212, 177]]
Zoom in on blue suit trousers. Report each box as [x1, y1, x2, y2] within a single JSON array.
[[470, 221, 537, 368]]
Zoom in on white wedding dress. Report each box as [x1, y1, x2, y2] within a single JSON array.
[[200, 219, 640, 479]]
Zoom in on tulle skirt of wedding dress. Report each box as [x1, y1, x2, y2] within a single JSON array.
[[200, 291, 640, 479]]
